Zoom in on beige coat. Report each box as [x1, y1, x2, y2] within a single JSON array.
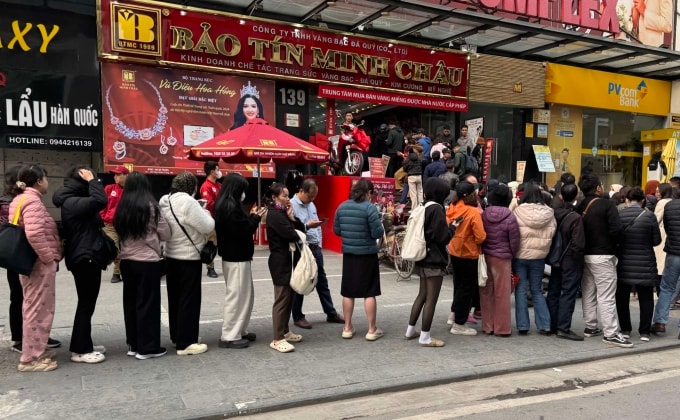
[[513, 203, 557, 260], [654, 198, 670, 275]]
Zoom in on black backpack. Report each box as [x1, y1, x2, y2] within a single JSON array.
[[465, 154, 479, 173], [546, 211, 573, 268]]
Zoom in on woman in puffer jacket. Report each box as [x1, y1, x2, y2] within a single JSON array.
[[159, 172, 215, 356], [52, 166, 108, 364], [512, 182, 556, 335], [10, 165, 62, 372], [445, 181, 487, 336], [481, 183, 520, 337], [616, 187, 661, 341], [405, 178, 456, 347]]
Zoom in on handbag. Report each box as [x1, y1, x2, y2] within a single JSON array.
[[477, 253, 488, 287], [168, 194, 217, 264], [289, 229, 318, 295], [511, 273, 520, 293], [0, 196, 38, 275], [91, 228, 118, 268]]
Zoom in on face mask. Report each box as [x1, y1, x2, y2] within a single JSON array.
[[240, 192, 246, 202], [216, 170, 223, 179]]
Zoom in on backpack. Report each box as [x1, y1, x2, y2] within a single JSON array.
[[465, 153, 479, 173], [289, 229, 318, 295], [546, 211, 573, 268], [402, 202, 438, 262]]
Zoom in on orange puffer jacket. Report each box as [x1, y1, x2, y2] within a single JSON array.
[[446, 200, 486, 259]]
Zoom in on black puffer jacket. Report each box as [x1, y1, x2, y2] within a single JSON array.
[[402, 152, 422, 176], [418, 178, 455, 269], [617, 205, 661, 286], [663, 199, 680, 256], [554, 204, 586, 263], [52, 178, 108, 270]]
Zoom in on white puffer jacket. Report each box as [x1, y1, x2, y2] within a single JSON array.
[[159, 192, 215, 261], [513, 203, 556, 260]]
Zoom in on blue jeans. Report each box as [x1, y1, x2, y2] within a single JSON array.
[[292, 246, 337, 321], [513, 258, 551, 331], [653, 253, 680, 326], [400, 184, 409, 204]]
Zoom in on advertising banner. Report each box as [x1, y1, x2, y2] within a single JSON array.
[[0, 69, 102, 152], [546, 63, 671, 116], [97, 0, 469, 104], [101, 62, 275, 177], [546, 106, 584, 187], [532, 145, 556, 173], [0, 4, 102, 151], [318, 85, 468, 112]]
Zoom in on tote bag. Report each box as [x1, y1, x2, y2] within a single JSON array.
[[0, 196, 38, 275]]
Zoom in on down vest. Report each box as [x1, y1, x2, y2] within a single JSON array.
[[513, 203, 556, 260], [663, 198, 680, 256], [617, 205, 661, 286], [482, 206, 520, 259], [9, 188, 62, 264], [333, 199, 384, 255]]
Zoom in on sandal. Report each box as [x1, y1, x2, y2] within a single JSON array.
[[420, 338, 445, 347], [342, 327, 355, 339], [269, 340, 295, 353], [404, 332, 420, 340], [365, 328, 384, 341], [18, 357, 58, 372], [283, 332, 303, 343]]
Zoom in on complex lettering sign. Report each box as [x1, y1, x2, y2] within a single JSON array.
[[98, 0, 469, 103]]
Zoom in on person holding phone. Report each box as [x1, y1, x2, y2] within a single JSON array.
[[290, 179, 344, 329]]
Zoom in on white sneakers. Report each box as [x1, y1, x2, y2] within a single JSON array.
[[450, 324, 478, 336], [177, 343, 208, 356], [71, 352, 105, 364], [447, 312, 455, 325]]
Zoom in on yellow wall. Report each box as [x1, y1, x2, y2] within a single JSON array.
[[546, 106, 583, 187], [640, 129, 680, 185]]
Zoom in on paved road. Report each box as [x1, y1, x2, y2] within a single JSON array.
[[1, 248, 679, 419]]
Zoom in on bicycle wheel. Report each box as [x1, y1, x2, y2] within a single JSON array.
[[392, 232, 414, 280]]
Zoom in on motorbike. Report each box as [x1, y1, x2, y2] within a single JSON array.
[[328, 120, 370, 176]]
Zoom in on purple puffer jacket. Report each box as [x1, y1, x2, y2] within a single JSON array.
[[482, 206, 520, 259]]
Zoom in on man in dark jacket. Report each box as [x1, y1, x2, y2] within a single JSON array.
[[423, 151, 447, 182], [385, 121, 405, 178], [652, 193, 680, 336], [370, 123, 389, 158], [575, 174, 630, 348], [546, 183, 586, 341], [452, 144, 466, 177]]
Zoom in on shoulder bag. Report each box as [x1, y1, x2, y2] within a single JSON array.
[[168, 194, 217, 264], [0, 195, 38, 275]]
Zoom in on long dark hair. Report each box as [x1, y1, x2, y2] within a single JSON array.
[[519, 182, 545, 205], [3, 165, 21, 197], [215, 173, 249, 222], [114, 172, 159, 242], [12, 165, 48, 196], [350, 179, 373, 202], [230, 94, 264, 130]]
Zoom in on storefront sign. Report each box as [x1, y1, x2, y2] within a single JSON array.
[[671, 114, 680, 129], [532, 145, 556, 173], [318, 85, 468, 112], [101, 62, 275, 177], [481, 138, 494, 184], [98, 0, 469, 103], [0, 70, 102, 152], [546, 63, 671, 116]]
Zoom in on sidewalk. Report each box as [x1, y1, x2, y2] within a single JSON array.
[[1, 249, 679, 419]]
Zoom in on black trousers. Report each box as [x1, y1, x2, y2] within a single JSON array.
[[385, 154, 401, 178], [165, 258, 202, 350], [7, 270, 22, 342], [120, 259, 163, 354], [69, 261, 102, 354], [616, 283, 654, 335], [451, 255, 478, 326], [546, 256, 583, 333]]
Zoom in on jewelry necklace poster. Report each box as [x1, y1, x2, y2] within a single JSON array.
[[101, 62, 276, 177]]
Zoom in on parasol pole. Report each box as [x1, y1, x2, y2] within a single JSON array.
[[257, 157, 263, 246]]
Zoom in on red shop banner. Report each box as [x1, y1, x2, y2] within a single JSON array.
[[101, 62, 276, 177], [98, 0, 469, 102]]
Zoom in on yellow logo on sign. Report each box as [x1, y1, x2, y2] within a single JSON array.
[[260, 139, 277, 146], [111, 3, 161, 57], [122, 70, 135, 82]]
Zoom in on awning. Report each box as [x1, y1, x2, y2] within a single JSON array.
[[179, 0, 680, 80]]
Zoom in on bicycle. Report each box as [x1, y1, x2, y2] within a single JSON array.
[[377, 212, 414, 281]]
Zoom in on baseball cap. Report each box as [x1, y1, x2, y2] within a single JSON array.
[[111, 166, 130, 175], [456, 181, 475, 198]]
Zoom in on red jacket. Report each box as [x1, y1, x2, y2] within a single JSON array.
[[100, 183, 123, 225], [200, 178, 221, 216]]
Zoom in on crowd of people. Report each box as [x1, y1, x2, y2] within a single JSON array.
[[3, 156, 680, 371]]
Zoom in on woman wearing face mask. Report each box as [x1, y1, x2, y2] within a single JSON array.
[[10, 165, 62, 372], [265, 182, 306, 353], [214, 174, 267, 349], [159, 172, 215, 355]]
